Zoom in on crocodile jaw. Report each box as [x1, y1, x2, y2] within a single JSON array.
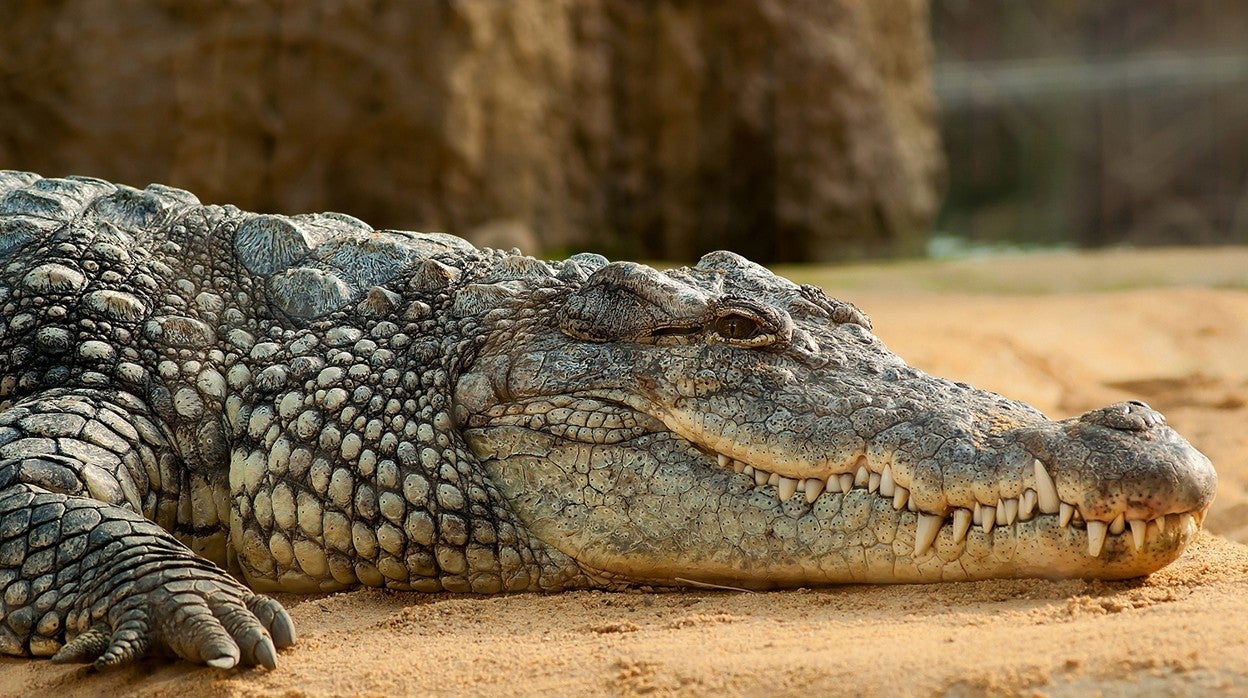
[[463, 392, 1215, 587]]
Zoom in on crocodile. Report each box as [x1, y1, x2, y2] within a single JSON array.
[[0, 171, 1216, 671]]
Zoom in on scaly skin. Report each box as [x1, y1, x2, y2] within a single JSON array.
[[0, 172, 1217, 670]]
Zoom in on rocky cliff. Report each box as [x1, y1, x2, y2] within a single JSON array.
[[0, 0, 942, 262]]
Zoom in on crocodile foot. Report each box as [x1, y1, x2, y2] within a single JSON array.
[[50, 565, 295, 671]]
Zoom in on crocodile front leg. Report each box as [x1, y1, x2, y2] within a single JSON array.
[[0, 390, 294, 669], [0, 486, 293, 668]]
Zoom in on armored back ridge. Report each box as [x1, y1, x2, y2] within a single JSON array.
[[0, 172, 1216, 670]]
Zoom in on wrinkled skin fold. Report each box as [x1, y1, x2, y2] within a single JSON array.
[[0, 173, 1217, 672]]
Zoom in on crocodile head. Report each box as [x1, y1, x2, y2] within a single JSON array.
[[457, 251, 1217, 588]]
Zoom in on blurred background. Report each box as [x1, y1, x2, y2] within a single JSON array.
[[932, 0, 1248, 256], [1, 0, 1245, 263]]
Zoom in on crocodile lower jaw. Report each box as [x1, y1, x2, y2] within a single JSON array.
[[714, 452, 1203, 558]]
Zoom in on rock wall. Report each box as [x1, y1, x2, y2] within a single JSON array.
[[0, 0, 942, 262]]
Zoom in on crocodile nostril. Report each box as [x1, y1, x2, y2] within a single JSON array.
[[1078, 401, 1166, 432]]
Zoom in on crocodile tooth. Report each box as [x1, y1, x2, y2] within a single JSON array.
[[1194, 510, 1206, 526], [879, 465, 895, 497], [804, 478, 826, 503], [1034, 460, 1060, 514], [1020, 490, 1037, 520], [980, 504, 996, 534], [1059, 502, 1075, 528], [839, 473, 854, 494], [1087, 520, 1108, 557], [1002, 498, 1018, 525], [1109, 512, 1126, 535], [796, 479, 806, 493], [995, 502, 1008, 526], [1155, 515, 1166, 533], [1180, 513, 1196, 532], [972, 502, 982, 525], [915, 513, 943, 556], [743, 465, 755, 476], [952, 508, 972, 543], [892, 486, 909, 510], [733, 460, 747, 474], [754, 469, 769, 486], [854, 466, 870, 488], [868, 472, 881, 494], [767, 472, 781, 486], [777, 477, 799, 502], [717, 454, 731, 469], [1129, 519, 1146, 550]]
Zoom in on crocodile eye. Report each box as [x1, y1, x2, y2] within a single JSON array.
[[707, 297, 792, 349], [714, 313, 760, 340]]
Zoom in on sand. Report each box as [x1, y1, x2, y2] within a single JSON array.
[[3, 247, 1247, 697]]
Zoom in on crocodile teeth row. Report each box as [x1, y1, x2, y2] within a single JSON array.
[[714, 454, 933, 511], [913, 501, 1182, 558], [716, 455, 1197, 558], [717, 453, 845, 504], [938, 506, 1177, 558], [719, 454, 917, 506]]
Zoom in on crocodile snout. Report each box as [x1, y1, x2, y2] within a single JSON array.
[[1013, 400, 1217, 541]]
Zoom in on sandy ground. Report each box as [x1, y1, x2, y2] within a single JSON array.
[[3, 247, 1248, 697]]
